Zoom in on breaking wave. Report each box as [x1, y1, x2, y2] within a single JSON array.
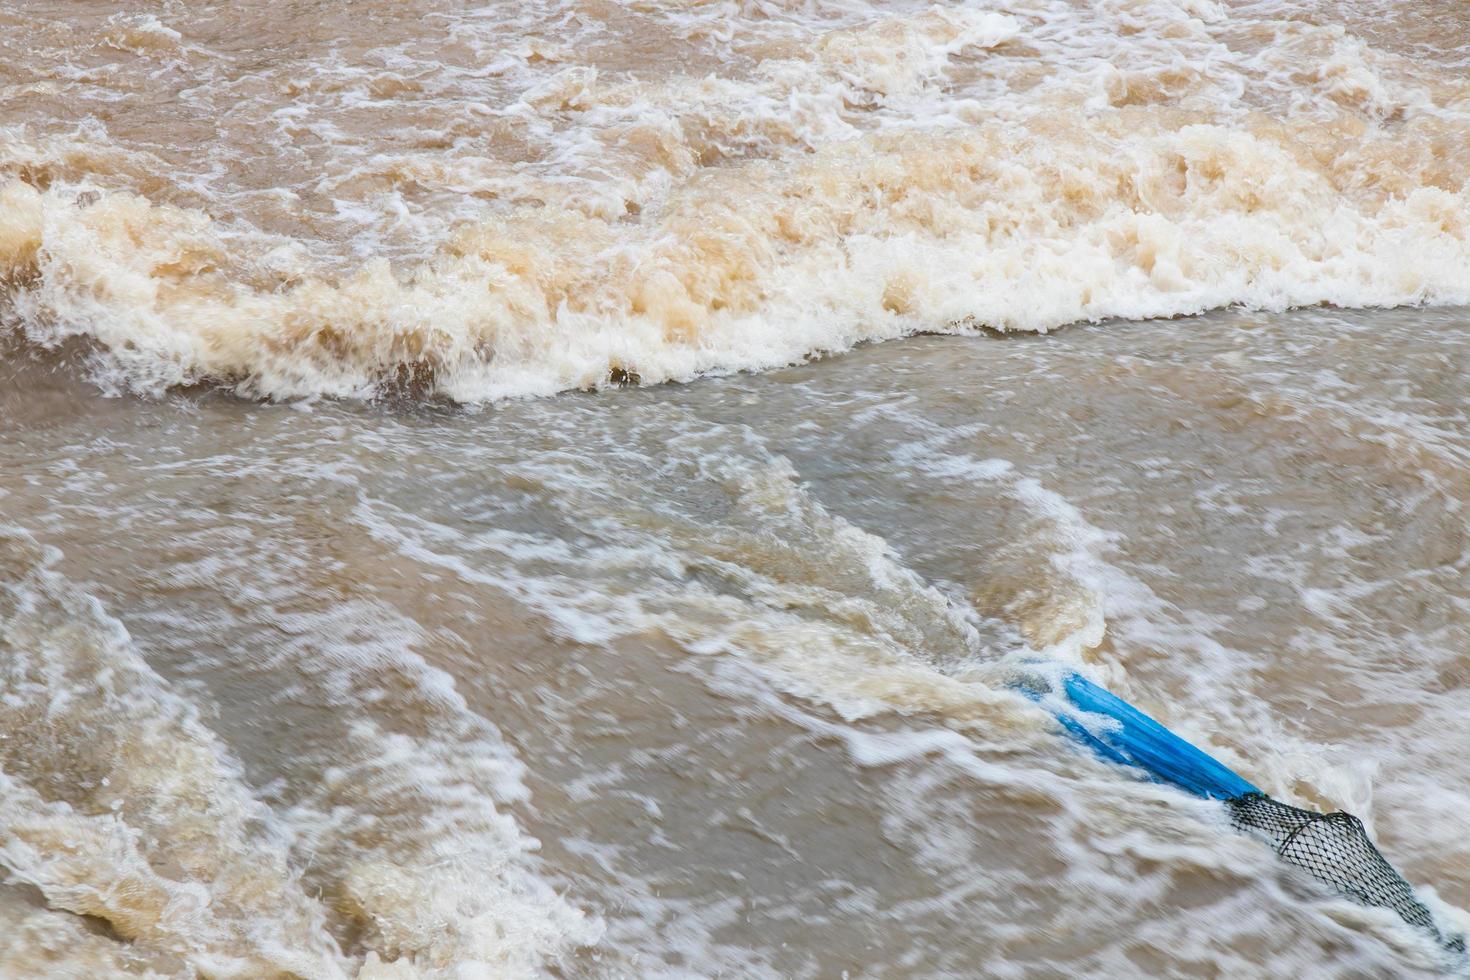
[[2, 0, 1469, 400]]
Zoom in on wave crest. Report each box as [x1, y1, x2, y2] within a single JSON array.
[[3, 0, 1469, 400]]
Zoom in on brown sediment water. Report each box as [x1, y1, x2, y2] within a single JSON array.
[[3, 0, 1470, 976]]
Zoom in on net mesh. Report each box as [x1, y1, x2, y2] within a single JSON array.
[[1226, 793, 1462, 951]]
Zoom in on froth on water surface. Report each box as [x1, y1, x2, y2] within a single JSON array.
[[5, 0, 1470, 399]]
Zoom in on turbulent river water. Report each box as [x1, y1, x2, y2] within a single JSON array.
[[4, 0, 1470, 977]]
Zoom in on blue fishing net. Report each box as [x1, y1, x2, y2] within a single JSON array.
[[1021, 669, 1462, 952]]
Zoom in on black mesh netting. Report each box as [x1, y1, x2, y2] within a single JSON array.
[[1227, 793, 1462, 951]]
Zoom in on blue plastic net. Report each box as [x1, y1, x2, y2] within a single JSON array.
[[1020, 669, 1461, 952]]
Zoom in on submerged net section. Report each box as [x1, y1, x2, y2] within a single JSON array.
[[1226, 793, 1463, 951]]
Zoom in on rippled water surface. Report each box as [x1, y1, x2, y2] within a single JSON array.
[[5, 307, 1470, 976]]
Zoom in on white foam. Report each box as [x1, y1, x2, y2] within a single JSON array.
[[2, 0, 1469, 399]]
